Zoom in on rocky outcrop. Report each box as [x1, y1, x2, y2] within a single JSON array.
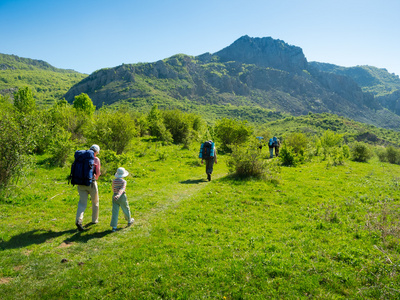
[[377, 90, 400, 114], [202, 35, 308, 73]]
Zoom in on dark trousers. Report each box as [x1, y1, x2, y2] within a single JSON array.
[[205, 158, 215, 174]]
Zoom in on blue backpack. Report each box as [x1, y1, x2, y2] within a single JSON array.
[[199, 141, 215, 159], [268, 138, 274, 147], [69, 150, 95, 186]]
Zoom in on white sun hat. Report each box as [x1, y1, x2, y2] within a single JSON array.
[[115, 167, 129, 178], [90, 144, 100, 153]]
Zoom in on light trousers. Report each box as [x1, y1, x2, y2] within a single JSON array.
[[110, 193, 132, 228], [75, 182, 99, 224]]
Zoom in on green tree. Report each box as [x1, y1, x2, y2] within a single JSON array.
[[351, 142, 373, 162], [13, 87, 36, 114], [0, 104, 35, 189], [320, 130, 343, 160], [89, 109, 137, 154], [214, 118, 253, 153], [285, 132, 309, 155], [73, 93, 95, 117], [147, 105, 172, 144]]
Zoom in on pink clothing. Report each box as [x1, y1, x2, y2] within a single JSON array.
[[93, 156, 101, 180]]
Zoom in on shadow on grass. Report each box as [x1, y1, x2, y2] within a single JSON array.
[[0, 229, 76, 250], [180, 179, 208, 184], [0, 225, 114, 250]]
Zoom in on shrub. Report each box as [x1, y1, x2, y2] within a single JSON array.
[[89, 109, 138, 154], [98, 149, 129, 177], [73, 93, 95, 117], [0, 109, 35, 189], [227, 142, 279, 180], [214, 118, 253, 153], [46, 127, 75, 167], [285, 132, 309, 155], [376, 147, 388, 163], [351, 142, 373, 162], [386, 146, 400, 164], [320, 130, 343, 160], [279, 144, 298, 167]]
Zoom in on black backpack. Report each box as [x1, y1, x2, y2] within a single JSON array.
[[69, 150, 95, 186]]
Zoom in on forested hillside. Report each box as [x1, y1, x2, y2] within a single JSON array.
[[0, 53, 87, 106]]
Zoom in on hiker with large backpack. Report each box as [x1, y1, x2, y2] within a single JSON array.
[[70, 144, 101, 231], [268, 138, 275, 158], [199, 140, 217, 181], [273, 136, 281, 157]]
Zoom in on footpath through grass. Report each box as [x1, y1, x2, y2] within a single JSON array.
[[1, 142, 400, 299]]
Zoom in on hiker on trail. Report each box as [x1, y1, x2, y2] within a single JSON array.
[[273, 136, 281, 157], [256, 136, 264, 151], [268, 138, 275, 158], [110, 167, 134, 232], [74, 144, 101, 231], [199, 140, 217, 181]]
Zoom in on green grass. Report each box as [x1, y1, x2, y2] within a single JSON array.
[[1, 140, 400, 299]]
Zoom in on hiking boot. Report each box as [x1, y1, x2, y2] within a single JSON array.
[[76, 222, 84, 232], [207, 173, 211, 181], [112, 227, 117, 232], [128, 218, 134, 226]]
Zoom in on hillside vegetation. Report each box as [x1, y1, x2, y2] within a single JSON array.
[[2, 88, 400, 297], [63, 36, 400, 130], [0, 53, 87, 106]]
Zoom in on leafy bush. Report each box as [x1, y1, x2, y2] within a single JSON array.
[[73, 93, 95, 117], [46, 127, 75, 167], [320, 130, 343, 160], [279, 144, 298, 166], [0, 107, 35, 189], [98, 149, 129, 177], [227, 142, 279, 180], [386, 146, 400, 164], [284, 132, 309, 155], [147, 105, 173, 144], [13, 86, 36, 114], [214, 118, 253, 153], [89, 109, 138, 154], [351, 142, 373, 162]]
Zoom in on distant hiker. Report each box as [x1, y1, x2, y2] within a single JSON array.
[[268, 138, 275, 158], [110, 167, 134, 232], [72, 144, 101, 231], [256, 136, 264, 150], [199, 140, 217, 181], [273, 136, 281, 157]]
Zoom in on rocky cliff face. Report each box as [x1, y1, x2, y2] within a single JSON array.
[[377, 90, 400, 115], [201, 35, 308, 73]]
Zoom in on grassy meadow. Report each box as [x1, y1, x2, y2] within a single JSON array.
[[1, 139, 400, 299]]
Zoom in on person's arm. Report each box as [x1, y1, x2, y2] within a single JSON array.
[[94, 157, 101, 180]]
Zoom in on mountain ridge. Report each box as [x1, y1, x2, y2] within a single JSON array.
[[63, 36, 400, 130], [1, 36, 400, 130]]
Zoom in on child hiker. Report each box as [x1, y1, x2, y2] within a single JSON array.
[[110, 167, 134, 232]]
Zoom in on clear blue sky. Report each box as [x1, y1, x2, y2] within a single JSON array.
[[1, 0, 399, 76]]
